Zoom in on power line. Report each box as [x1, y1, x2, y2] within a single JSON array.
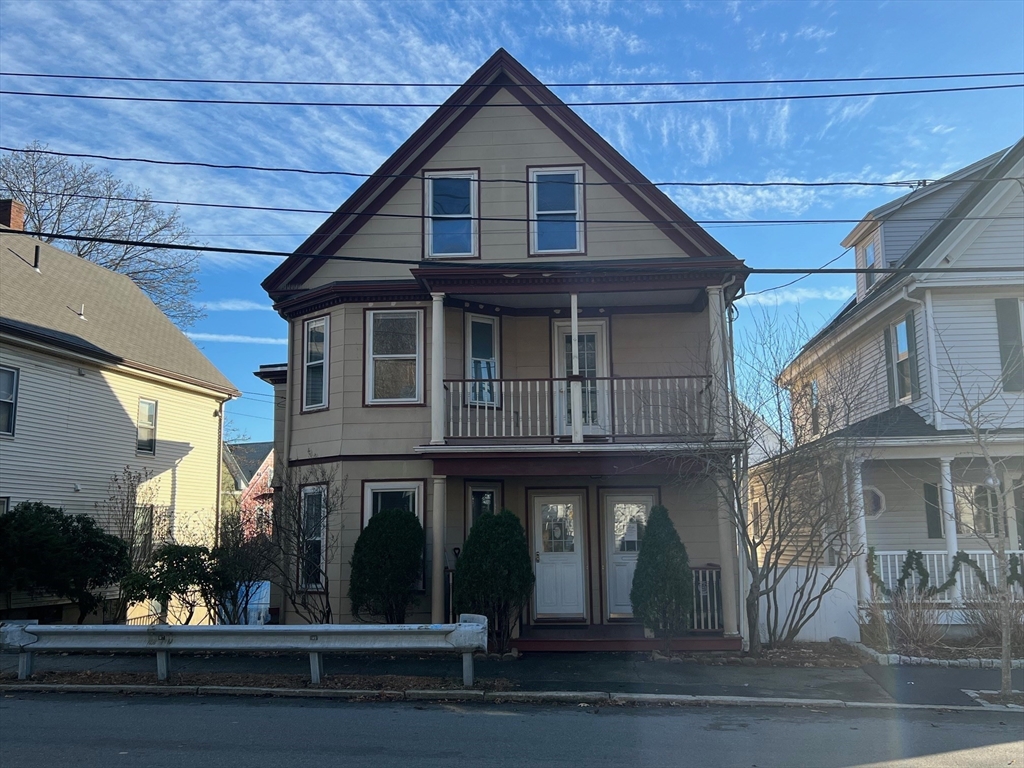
[[2, 70, 1021, 88], [9, 229, 1024, 275], [2, 82, 1020, 107]]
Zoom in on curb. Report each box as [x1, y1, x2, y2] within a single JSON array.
[[1, 682, 1013, 712], [835, 637, 1024, 669]]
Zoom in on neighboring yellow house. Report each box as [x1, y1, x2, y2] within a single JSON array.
[[258, 50, 749, 651], [0, 205, 239, 623]]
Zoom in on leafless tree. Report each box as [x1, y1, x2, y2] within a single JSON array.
[[0, 142, 203, 327], [213, 510, 274, 625], [264, 463, 346, 624]]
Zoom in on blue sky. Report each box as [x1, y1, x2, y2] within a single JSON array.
[[1, 0, 1022, 442]]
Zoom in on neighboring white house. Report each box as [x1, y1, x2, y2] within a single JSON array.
[[0, 202, 239, 622], [780, 138, 1024, 634]]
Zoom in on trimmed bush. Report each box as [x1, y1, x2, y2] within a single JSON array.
[[453, 510, 535, 653], [349, 508, 425, 623], [629, 504, 693, 639]]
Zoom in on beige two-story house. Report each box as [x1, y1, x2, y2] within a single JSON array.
[[0, 204, 239, 622], [260, 50, 748, 651], [782, 138, 1024, 616]]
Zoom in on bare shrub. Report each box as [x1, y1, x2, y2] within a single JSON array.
[[865, 591, 947, 656], [961, 590, 1024, 655]]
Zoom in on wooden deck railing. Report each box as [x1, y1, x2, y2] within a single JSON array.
[[443, 375, 712, 441]]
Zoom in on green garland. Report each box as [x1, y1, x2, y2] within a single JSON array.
[[865, 547, 1008, 598]]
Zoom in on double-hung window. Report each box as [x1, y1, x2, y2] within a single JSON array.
[[954, 484, 1001, 536], [467, 482, 501, 530], [366, 310, 423, 404], [0, 365, 18, 436], [303, 317, 329, 410], [891, 318, 912, 401], [809, 379, 820, 436], [995, 298, 1024, 392], [425, 171, 477, 257], [137, 399, 157, 454], [300, 485, 327, 590], [363, 480, 424, 528], [863, 242, 877, 287], [465, 314, 499, 405], [530, 166, 584, 254]]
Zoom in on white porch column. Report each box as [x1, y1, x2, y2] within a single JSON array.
[[430, 292, 446, 446], [431, 476, 447, 623], [706, 285, 729, 438], [569, 292, 583, 444], [716, 494, 740, 637], [849, 458, 872, 605], [940, 457, 961, 603]]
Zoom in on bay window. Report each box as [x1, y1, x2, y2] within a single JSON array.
[[365, 310, 423, 404], [303, 316, 329, 411]]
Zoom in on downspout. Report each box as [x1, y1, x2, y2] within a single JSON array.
[[215, 401, 225, 549], [902, 286, 941, 430], [282, 318, 294, 480]]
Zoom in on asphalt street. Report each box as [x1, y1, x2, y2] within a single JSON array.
[[1, 693, 1021, 768]]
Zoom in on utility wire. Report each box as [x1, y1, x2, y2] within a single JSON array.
[[2, 82, 1020, 107], [3, 70, 1021, 88], [9, 229, 1024, 275]]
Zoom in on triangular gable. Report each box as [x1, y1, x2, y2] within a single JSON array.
[[263, 48, 736, 298]]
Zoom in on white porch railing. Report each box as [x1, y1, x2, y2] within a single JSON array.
[[872, 550, 1024, 602], [443, 376, 712, 441], [692, 566, 723, 631]]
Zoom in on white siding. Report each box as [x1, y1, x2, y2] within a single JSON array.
[[881, 182, 969, 266], [947, 184, 1024, 270]]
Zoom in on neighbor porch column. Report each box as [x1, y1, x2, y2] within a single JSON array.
[[431, 475, 447, 623], [706, 285, 729, 438], [569, 292, 584, 444], [430, 292, 446, 446], [716, 494, 740, 637], [939, 457, 961, 603], [849, 458, 872, 605]]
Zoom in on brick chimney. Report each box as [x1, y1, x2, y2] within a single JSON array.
[[0, 199, 26, 231]]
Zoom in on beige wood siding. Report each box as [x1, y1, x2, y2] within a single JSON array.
[[0, 341, 224, 544], [611, 313, 709, 377]]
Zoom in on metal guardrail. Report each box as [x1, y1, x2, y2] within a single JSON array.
[[1, 615, 489, 686]]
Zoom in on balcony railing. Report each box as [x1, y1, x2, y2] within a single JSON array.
[[873, 550, 1024, 602], [443, 375, 713, 441]]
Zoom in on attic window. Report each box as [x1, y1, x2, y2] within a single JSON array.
[[425, 171, 477, 257], [530, 166, 584, 254], [864, 242, 877, 287]]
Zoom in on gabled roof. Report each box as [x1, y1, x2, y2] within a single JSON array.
[[0, 229, 238, 395], [263, 48, 738, 299], [796, 137, 1024, 361], [225, 441, 274, 483]]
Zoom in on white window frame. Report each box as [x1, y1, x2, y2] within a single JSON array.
[[425, 170, 478, 258], [0, 497, 10, 515], [300, 485, 327, 591], [365, 309, 424, 405], [467, 482, 502, 531], [136, 399, 157, 455], [302, 316, 329, 411], [0, 365, 19, 437], [863, 241, 877, 287], [363, 480, 425, 529], [891, 318, 912, 402], [530, 166, 584, 254], [863, 486, 886, 519], [465, 313, 500, 406], [809, 379, 820, 436]]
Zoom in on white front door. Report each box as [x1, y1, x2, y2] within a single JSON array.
[[553, 320, 610, 436], [605, 493, 654, 619], [533, 493, 586, 619]]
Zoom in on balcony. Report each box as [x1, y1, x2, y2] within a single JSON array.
[[442, 375, 713, 442]]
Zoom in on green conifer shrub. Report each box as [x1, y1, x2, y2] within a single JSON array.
[[349, 508, 425, 623], [629, 504, 694, 639]]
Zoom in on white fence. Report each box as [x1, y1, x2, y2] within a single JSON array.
[[757, 566, 861, 643], [1, 615, 488, 686]]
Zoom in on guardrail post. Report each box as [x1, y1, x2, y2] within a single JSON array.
[[462, 652, 474, 687], [155, 651, 170, 681], [309, 652, 324, 685], [18, 651, 33, 680]]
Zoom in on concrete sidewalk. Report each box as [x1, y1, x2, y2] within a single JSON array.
[[4, 650, 1020, 707]]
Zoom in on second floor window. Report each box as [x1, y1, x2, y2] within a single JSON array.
[[426, 171, 477, 257], [809, 379, 820, 435], [995, 298, 1024, 392], [884, 312, 919, 404], [137, 399, 157, 454], [530, 167, 584, 254], [466, 314, 499, 404], [0, 365, 18, 436], [303, 317, 329, 410], [366, 310, 423, 404]]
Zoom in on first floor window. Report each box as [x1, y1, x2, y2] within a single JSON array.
[[466, 314, 499, 404], [301, 485, 327, 589], [530, 166, 584, 253], [303, 316, 329, 410], [467, 482, 501, 529], [954, 484, 1001, 536], [137, 399, 157, 454], [363, 480, 424, 528], [426, 171, 477, 257], [366, 310, 423, 404], [0, 365, 19, 436]]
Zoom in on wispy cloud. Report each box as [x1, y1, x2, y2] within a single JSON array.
[[794, 25, 835, 42], [201, 299, 276, 312], [187, 332, 287, 345], [740, 286, 854, 305]]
